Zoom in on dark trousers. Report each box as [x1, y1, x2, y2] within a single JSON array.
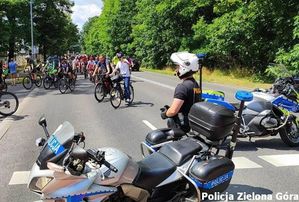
[[123, 76, 131, 99]]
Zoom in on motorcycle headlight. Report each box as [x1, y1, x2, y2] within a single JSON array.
[[29, 177, 53, 192]]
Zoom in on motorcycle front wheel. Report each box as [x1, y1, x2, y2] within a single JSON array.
[[279, 118, 299, 147]]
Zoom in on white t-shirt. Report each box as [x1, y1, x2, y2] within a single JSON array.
[[116, 60, 130, 77]]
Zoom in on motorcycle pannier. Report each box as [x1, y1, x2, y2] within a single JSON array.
[[188, 102, 235, 141], [189, 156, 235, 193]]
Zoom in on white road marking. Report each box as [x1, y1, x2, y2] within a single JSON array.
[[8, 171, 30, 185], [132, 75, 175, 90], [232, 157, 263, 169], [142, 120, 157, 130], [259, 154, 299, 167]]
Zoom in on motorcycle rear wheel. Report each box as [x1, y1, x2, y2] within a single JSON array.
[[279, 118, 299, 147]]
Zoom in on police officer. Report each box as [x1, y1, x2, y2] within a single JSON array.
[[161, 52, 201, 132]]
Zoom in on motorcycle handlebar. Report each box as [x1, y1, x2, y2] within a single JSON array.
[[102, 159, 118, 173], [86, 149, 118, 173]]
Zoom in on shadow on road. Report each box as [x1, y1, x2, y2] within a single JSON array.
[[118, 101, 154, 109], [235, 137, 299, 152], [0, 114, 29, 121]]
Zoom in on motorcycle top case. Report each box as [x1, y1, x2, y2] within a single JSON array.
[[189, 156, 235, 193], [188, 102, 236, 141]]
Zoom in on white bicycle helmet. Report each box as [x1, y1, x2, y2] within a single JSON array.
[[170, 52, 199, 78]]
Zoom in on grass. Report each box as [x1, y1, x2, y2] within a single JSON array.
[[140, 67, 271, 89]]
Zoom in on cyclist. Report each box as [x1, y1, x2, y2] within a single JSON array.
[[86, 56, 96, 81], [59, 58, 74, 80], [93, 55, 111, 78], [110, 52, 131, 102], [160, 52, 201, 132], [111, 52, 121, 69], [25, 56, 37, 82]]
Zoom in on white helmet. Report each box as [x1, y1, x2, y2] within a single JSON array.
[[170, 52, 199, 78]]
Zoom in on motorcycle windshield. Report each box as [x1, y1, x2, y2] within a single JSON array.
[[51, 121, 75, 145], [47, 121, 75, 155], [37, 122, 75, 169]]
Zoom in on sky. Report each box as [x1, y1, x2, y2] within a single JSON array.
[[71, 0, 103, 31]]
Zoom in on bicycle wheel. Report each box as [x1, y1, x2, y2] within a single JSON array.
[[110, 87, 122, 109], [22, 76, 33, 90], [94, 82, 106, 102], [0, 81, 7, 92], [58, 78, 68, 94], [35, 75, 42, 87], [127, 84, 134, 105], [43, 76, 52, 89], [0, 91, 19, 116], [54, 77, 60, 88], [69, 79, 75, 92]]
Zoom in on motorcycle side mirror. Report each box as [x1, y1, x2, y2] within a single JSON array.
[[39, 116, 47, 127], [36, 137, 46, 147]]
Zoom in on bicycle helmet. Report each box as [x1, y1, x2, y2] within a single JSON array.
[[170, 52, 199, 79], [116, 52, 124, 58]]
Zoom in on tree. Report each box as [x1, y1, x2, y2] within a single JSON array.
[[193, 0, 299, 71], [131, 0, 201, 67], [81, 0, 299, 77], [0, 0, 30, 60], [273, 15, 299, 74], [34, 0, 79, 59]]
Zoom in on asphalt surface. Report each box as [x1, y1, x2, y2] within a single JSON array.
[[1, 71, 299, 202]]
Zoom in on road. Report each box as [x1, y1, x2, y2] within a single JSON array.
[[1, 71, 299, 202]]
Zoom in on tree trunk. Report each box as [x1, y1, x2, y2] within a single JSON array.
[[8, 40, 15, 62], [42, 43, 47, 63]]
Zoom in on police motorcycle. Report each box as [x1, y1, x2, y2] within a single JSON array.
[[237, 88, 299, 146], [268, 76, 299, 104], [28, 92, 252, 202], [141, 59, 299, 162], [216, 77, 299, 147], [143, 88, 299, 154]]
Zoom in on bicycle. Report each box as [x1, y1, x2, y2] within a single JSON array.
[[109, 75, 134, 109], [0, 91, 19, 116], [43, 69, 62, 89], [0, 70, 9, 92], [94, 74, 112, 102], [22, 70, 42, 90], [58, 73, 76, 94]]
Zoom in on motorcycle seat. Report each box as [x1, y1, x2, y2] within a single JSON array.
[[159, 138, 203, 166], [146, 128, 186, 145], [134, 152, 176, 191]]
